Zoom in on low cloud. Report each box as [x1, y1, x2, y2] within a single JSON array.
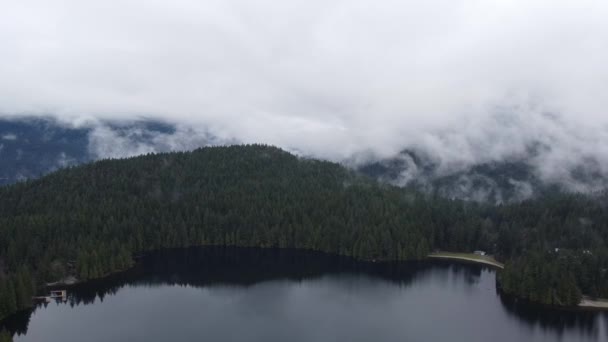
[[2, 134, 17, 141], [54, 152, 76, 169], [87, 123, 224, 159], [1, 1, 607, 191]]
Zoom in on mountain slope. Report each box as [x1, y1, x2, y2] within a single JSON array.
[[357, 149, 596, 203], [0, 118, 91, 185], [3, 117, 606, 206], [0, 117, 215, 186]]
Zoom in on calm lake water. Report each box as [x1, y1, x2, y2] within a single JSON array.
[[3, 247, 607, 342]]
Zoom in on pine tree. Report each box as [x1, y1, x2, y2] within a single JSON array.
[[0, 329, 13, 342], [4, 280, 17, 315]]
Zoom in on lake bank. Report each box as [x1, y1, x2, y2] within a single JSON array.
[[6, 246, 606, 342], [579, 296, 608, 309], [428, 252, 505, 269], [428, 252, 608, 311]]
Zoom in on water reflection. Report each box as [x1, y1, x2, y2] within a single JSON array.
[[60, 248, 485, 307], [499, 294, 607, 340], [2, 247, 606, 341]]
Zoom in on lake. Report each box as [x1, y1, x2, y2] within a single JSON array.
[[3, 247, 607, 342]]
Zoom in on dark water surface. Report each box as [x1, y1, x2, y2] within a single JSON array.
[[3, 247, 607, 342]]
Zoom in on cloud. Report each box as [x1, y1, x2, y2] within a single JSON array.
[[87, 122, 224, 159], [2, 134, 17, 141], [1, 1, 608, 185], [55, 152, 76, 169]]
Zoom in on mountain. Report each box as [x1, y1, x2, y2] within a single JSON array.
[[0, 118, 91, 185], [1, 117, 605, 204], [0, 117, 213, 186], [0, 144, 607, 320], [357, 149, 601, 203]]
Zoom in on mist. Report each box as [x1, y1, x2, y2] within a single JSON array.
[[1, 1, 608, 190]]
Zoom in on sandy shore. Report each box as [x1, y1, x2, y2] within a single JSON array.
[[579, 296, 608, 309], [428, 253, 505, 269], [429, 253, 608, 310]]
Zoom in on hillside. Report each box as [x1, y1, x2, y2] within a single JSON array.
[[0, 118, 91, 185], [1, 145, 608, 320], [0, 117, 214, 186], [5, 117, 606, 205], [357, 149, 599, 204]]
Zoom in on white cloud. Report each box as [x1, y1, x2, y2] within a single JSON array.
[[87, 123, 224, 159], [2, 134, 17, 141], [1, 1, 607, 180]]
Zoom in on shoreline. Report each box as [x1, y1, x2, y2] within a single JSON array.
[[4, 246, 605, 325], [579, 296, 608, 309], [428, 252, 505, 269], [428, 252, 608, 310]]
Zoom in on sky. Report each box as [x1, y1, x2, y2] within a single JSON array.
[[1, 0, 608, 182]]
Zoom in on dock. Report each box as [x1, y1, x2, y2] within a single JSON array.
[[33, 290, 68, 303], [428, 252, 504, 269]]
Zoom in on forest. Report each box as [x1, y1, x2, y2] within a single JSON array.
[[0, 144, 607, 322]]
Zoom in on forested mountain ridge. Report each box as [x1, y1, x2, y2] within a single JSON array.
[[1, 144, 607, 321], [4, 117, 606, 205], [0, 117, 215, 186], [0, 118, 91, 185], [357, 149, 606, 204]]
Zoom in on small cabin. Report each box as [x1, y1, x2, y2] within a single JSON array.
[[50, 290, 67, 299], [474, 250, 486, 256]]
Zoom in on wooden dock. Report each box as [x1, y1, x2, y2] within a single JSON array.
[[428, 252, 504, 269], [33, 290, 68, 303]]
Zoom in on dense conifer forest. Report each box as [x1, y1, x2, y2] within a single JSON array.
[[1, 144, 607, 320]]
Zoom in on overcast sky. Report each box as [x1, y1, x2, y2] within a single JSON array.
[[1, 0, 608, 178]]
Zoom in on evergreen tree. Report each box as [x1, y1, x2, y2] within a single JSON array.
[[0, 329, 12, 342]]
